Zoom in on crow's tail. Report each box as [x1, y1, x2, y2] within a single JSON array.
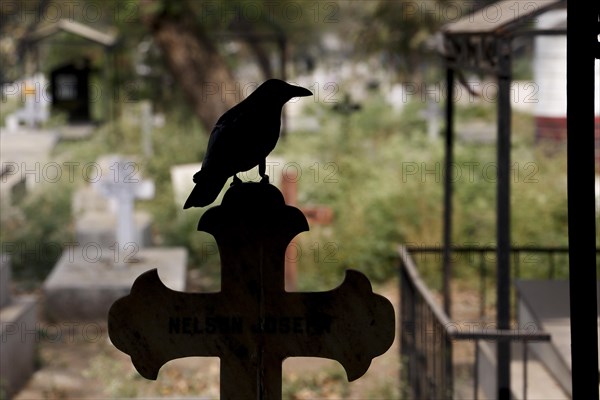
[[183, 170, 228, 209]]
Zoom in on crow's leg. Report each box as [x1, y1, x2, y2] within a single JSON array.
[[259, 159, 269, 183], [230, 174, 242, 186]]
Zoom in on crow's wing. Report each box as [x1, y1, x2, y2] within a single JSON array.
[[201, 103, 247, 172], [200, 97, 283, 178]]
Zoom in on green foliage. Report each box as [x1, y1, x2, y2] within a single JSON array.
[[1, 85, 571, 294], [0, 97, 20, 126], [276, 91, 569, 290], [1, 181, 74, 282], [279, 95, 441, 288]]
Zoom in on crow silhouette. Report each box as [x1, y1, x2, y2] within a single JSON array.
[[183, 79, 313, 209]]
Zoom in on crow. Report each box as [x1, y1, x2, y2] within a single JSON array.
[[183, 79, 313, 209]]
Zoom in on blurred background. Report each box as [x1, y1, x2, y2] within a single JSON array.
[[0, 0, 596, 398]]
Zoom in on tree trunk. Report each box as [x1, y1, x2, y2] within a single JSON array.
[[232, 20, 274, 80], [144, 7, 241, 133]]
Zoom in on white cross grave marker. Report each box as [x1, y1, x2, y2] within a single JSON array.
[[420, 95, 441, 141], [21, 74, 50, 128], [97, 156, 154, 267]]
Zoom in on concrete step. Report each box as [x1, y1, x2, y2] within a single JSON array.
[[510, 355, 569, 400], [477, 341, 570, 400]]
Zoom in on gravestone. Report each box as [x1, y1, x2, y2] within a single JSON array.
[[96, 158, 155, 266], [11, 74, 51, 128], [0, 254, 38, 398], [44, 157, 187, 320], [109, 183, 395, 398], [332, 94, 362, 141], [73, 156, 154, 249], [420, 97, 441, 141]]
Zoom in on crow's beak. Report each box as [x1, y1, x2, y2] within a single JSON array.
[[290, 86, 313, 98]]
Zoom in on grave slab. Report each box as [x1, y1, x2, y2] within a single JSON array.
[[0, 130, 59, 163], [43, 247, 187, 321], [0, 255, 38, 399], [0, 130, 59, 195], [0, 297, 38, 398], [0, 254, 10, 308]]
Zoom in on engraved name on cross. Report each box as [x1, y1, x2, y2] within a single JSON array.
[[108, 183, 395, 398]]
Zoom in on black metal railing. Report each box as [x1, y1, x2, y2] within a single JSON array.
[[399, 245, 552, 399], [403, 245, 600, 319]]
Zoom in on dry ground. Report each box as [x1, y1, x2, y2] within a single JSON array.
[[14, 278, 401, 399], [13, 270, 489, 399]]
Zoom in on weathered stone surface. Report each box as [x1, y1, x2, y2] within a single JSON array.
[[0, 256, 37, 399], [44, 247, 187, 321], [0, 254, 10, 309]]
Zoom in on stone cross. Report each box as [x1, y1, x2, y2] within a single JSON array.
[[108, 183, 395, 399], [97, 157, 154, 266], [420, 97, 441, 141], [332, 94, 362, 145], [22, 74, 49, 128], [332, 93, 362, 116]]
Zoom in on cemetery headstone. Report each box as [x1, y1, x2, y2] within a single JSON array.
[[73, 155, 154, 249], [96, 157, 155, 267], [0, 254, 38, 398], [43, 156, 187, 320], [4, 114, 19, 133], [332, 93, 362, 139], [12, 74, 50, 128], [109, 183, 395, 399], [420, 96, 441, 141]]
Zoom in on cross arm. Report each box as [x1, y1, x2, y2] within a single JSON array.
[[269, 269, 395, 381], [108, 269, 228, 380]]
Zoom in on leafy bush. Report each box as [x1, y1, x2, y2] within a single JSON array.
[[2, 91, 574, 292], [1, 181, 74, 282], [277, 92, 571, 289]]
